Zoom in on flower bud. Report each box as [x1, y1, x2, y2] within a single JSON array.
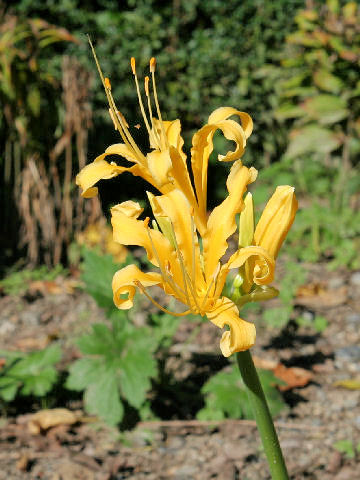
[[239, 192, 254, 248], [254, 186, 298, 258]]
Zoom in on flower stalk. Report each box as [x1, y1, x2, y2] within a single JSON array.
[[236, 350, 290, 480]]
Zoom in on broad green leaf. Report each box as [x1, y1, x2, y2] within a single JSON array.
[[84, 367, 123, 425], [66, 357, 104, 391], [21, 367, 58, 396], [81, 249, 121, 311], [313, 70, 343, 94], [76, 324, 116, 356], [285, 125, 342, 158], [302, 95, 348, 124], [7, 345, 61, 377], [120, 350, 157, 409], [0, 377, 19, 401], [198, 365, 285, 421]]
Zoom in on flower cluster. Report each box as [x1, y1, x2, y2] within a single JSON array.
[[77, 47, 297, 357]]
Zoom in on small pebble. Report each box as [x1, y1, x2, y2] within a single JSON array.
[[328, 277, 344, 289], [346, 313, 360, 324], [350, 271, 360, 287]]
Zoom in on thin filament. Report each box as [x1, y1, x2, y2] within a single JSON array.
[[144, 76, 162, 148], [200, 263, 221, 311], [135, 281, 191, 317], [132, 68, 158, 147], [88, 37, 146, 164], [150, 67, 169, 150]]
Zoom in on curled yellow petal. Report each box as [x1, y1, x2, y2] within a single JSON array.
[[112, 264, 162, 309], [111, 202, 173, 268], [203, 163, 257, 280], [254, 186, 298, 259], [112, 200, 144, 218], [76, 157, 130, 198], [208, 106, 253, 140], [227, 245, 275, 285], [207, 298, 256, 357], [190, 114, 251, 220]]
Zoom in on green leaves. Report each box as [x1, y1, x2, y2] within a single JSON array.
[[197, 364, 286, 421], [302, 95, 348, 125], [81, 248, 123, 313], [285, 125, 341, 158], [66, 321, 158, 426], [0, 345, 61, 401]]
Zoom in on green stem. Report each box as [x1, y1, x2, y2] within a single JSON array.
[[236, 350, 289, 480]]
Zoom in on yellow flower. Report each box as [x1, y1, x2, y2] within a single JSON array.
[[76, 44, 252, 236], [110, 164, 276, 357], [77, 43, 297, 356]]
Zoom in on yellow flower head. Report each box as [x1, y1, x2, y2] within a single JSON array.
[[76, 43, 297, 357], [76, 41, 253, 236]]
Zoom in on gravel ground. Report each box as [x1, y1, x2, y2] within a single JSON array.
[[0, 264, 359, 479]]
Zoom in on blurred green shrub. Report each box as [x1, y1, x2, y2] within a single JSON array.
[[11, 0, 303, 163], [274, 0, 360, 161]]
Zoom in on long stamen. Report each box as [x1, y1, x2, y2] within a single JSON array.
[[150, 57, 169, 150], [191, 212, 197, 288], [144, 75, 161, 148], [106, 85, 147, 163], [87, 37, 147, 164], [169, 220, 201, 313], [145, 221, 188, 302], [134, 280, 191, 317], [88, 37, 135, 152], [200, 263, 221, 311], [131, 58, 159, 148]]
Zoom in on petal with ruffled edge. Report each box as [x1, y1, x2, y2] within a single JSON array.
[[202, 162, 257, 280], [226, 245, 275, 286], [112, 264, 162, 309], [254, 186, 298, 259], [207, 298, 256, 357], [190, 113, 249, 220], [76, 156, 135, 198], [208, 107, 253, 140], [111, 202, 174, 269]]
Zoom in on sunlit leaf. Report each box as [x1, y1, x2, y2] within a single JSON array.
[[285, 125, 342, 158]]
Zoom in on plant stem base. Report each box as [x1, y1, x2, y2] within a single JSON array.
[[236, 350, 290, 480]]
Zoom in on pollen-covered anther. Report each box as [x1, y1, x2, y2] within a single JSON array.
[[144, 76, 150, 96], [150, 57, 156, 73], [144, 217, 150, 228], [130, 57, 136, 75], [105, 77, 111, 90]]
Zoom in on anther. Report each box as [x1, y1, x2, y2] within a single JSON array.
[[150, 57, 156, 73], [105, 77, 111, 90], [144, 217, 150, 228], [144, 76, 150, 96], [130, 57, 136, 75]]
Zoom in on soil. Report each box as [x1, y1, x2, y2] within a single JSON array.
[[0, 263, 359, 479]]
